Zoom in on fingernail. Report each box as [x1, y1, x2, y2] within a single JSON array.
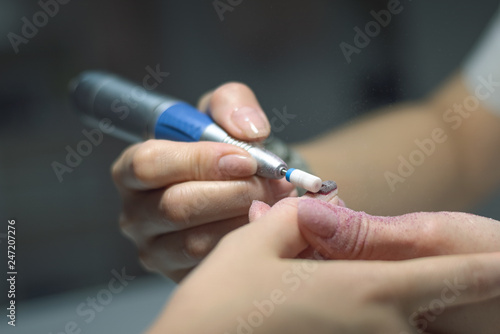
[[231, 106, 270, 139], [218, 154, 256, 177], [304, 180, 339, 203]]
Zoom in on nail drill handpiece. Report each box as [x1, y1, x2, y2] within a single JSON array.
[[69, 71, 323, 192]]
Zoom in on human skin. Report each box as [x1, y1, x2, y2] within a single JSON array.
[[112, 83, 296, 282], [296, 198, 500, 333], [294, 74, 500, 215], [146, 197, 500, 334], [110, 76, 500, 332], [111, 74, 500, 282], [247, 194, 500, 333]]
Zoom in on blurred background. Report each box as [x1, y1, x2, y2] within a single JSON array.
[[2, 0, 500, 332]]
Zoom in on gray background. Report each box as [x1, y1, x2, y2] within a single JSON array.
[[1, 0, 499, 333]]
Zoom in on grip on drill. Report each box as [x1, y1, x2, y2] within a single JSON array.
[[155, 103, 214, 142]]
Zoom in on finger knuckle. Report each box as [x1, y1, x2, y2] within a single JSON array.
[[189, 146, 206, 180], [160, 187, 193, 228], [240, 179, 255, 205], [418, 215, 449, 253], [174, 142, 221, 180], [131, 140, 162, 184], [346, 214, 370, 260], [182, 232, 214, 261], [239, 177, 272, 208], [111, 144, 141, 186]]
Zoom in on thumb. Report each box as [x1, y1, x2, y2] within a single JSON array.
[[297, 198, 500, 260], [224, 198, 308, 259], [248, 200, 271, 222], [197, 82, 271, 141]]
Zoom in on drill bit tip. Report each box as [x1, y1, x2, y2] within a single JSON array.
[[285, 168, 323, 193]]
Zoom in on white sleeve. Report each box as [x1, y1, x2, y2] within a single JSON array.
[[463, 8, 500, 115]]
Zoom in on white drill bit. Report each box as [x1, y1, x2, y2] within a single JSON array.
[[284, 168, 323, 193]]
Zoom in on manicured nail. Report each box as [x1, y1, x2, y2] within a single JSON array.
[[231, 106, 270, 139], [218, 154, 256, 177]]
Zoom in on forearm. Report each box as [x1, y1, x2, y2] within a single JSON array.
[[295, 74, 500, 215]]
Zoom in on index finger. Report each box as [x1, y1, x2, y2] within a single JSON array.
[[112, 139, 256, 191]]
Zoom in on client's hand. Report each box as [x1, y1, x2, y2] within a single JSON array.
[[147, 198, 500, 334], [297, 199, 500, 333]]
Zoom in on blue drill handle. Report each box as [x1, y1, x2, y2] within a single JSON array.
[[70, 71, 216, 142], [155, 103, 214, 142], [70, 71, 288, 180]]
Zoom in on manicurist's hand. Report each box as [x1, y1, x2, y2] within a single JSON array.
[[147, 197, 500, 334], [111, 83, 295, 282]]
